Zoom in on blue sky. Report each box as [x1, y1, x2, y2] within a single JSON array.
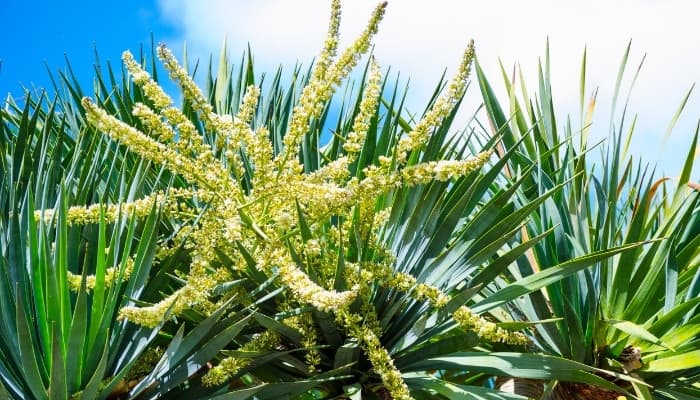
[[2, 1, 699, 176], [0, 0, 178, 98]]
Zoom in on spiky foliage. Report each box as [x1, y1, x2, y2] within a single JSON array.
[[0, 41, 290, 400], [0, 81, 167, 399], [65, 2, 534, 396], [478, 43, 700, 399], [1, 2, 658, 399]]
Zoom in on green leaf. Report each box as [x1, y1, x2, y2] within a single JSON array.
[[644, 349, 700, 372], [443, 284, 483, 315], [472, 242, 648, 313], [66, 259, 89, 393], [333, 231, 347, 291], [334, 342, 360, 370], [16, 289, 48, 400], [131, 301, 247, 396], [403, 352, 640, 397], [80, 341, 110, 400], [395, 332, 479, 368], [606, 319, 674, 351], [0, 379, 11, 400], [153, 314, 252, 394], [648, 297, 700, 337], [632, 380, 653, 400], [314, 310, 343, 348], [658, 323, 700, 350], [209, 367, 351, 400], [296, 199, 312, 242], [90, 208, 108, 345], [497, 318, 563, 331], [470, 227, 554, 289], [656, 387, 700, 400], [253, 312, 303, 345], [661, 83, 695, 151], [48, 325, 67, 400], [405, 373, 528, 400]]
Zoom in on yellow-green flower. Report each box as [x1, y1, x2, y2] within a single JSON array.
[[34, 2, 530, 397]]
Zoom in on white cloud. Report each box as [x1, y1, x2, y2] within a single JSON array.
[[157, 0, 700, 173]]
